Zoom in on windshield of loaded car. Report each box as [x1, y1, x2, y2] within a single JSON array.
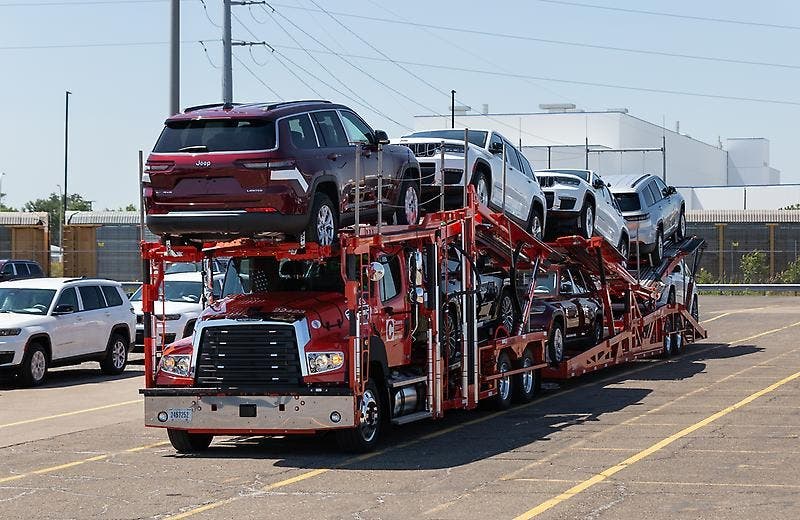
[[153, 118, 276, 153], [223, 257, 344, 297], [543, 169, 590, 182], [130, 281, 203, 303], [404, 130, 488, 148], [533, 271, 557, 296], [614, 193, 642, 212], [0, 288, 56, 314]]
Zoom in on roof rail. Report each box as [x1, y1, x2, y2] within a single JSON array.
[[183, 102, 242, 113], [265, 100, 331, 110], [62, 276, 114, 283], [631, 174, 650, 187]]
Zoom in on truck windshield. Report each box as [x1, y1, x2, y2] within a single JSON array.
[[153, 118, 276, 153], [223, 257, 344, 296], [0, 288, 56, 314], [614, 193, 641, 212], [404, 130, 488, 148]]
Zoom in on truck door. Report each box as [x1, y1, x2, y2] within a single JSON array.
[[376, 254, 411, 366]]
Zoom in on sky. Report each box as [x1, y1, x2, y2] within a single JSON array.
[[1, 0, 799, 210]]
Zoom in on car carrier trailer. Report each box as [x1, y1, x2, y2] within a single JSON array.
[[139, 190, 707, 453]]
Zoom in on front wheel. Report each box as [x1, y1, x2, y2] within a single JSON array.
[[580, 202, 595, 239], [336, 379, 382, 452], [305, 193, 337, 247], [471, 172, 491, 207], [167, 429, 213, 453], [395, 178, 420, 225], [528, 207, 544, 240], [20, 343, 48, 387], [548, 322, 565, 364], [100, 332, 129, 375]]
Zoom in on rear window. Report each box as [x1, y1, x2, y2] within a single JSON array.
[[101, 286, 124, 307], [615, 193, 641, 212], [27, 263, 43, 276], [79, 286, 106, 311], [153, 118, 276, 153], [15, 263, 29, 276]]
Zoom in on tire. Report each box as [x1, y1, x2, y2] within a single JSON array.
[[100, 332, 129, 375], [442, 308, 461, 366], [691, 295, 699, 322], [548, 321, 565, 364], [336, 378, 383, 452], [617, 235, 629, 261], [528, 206, 544, 240], [662, 289, 677, 358], [591, 315, 604, 346], [675, 209, 687, 241], [167, 429, 213, 453], [493, 351, 514, 410], [471, 171, 491, 207], [20, 342, 48, 387], [513, 349, 539, 403], [650, 227, 664, 265], [305, 192, 337, 247], [579, 200, 595, 239], [497, 289, 517, 335], [395, 177, 420, 225]]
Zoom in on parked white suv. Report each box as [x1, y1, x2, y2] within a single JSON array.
[[0, 278, 136, 386], [130, 272, 223, 350], [395, 129, 547, 238], [535, 169, 629, 256]]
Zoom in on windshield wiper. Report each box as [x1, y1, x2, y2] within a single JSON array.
[[178, 145, 209, 153]]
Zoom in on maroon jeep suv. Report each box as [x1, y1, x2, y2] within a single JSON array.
[[144, 100, 421, 245]]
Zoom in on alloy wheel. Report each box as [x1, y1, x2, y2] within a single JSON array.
[[316, 204, 335, 246], [30, 350, 46, 382], [112, 339, 127, 370], [358, 388, 380, 443], [521, 356, 534, 395], [497, 359, 512, 402], [404, 185, 419, 224], [499, 294, 515, 332], [476, 178, 489, 206], [552, 327, 564, 362], [584, 207, 594, 238]]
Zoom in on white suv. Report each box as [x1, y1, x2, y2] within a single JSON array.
[[395, 129, 547, 238], [0, 278, 136, 386]]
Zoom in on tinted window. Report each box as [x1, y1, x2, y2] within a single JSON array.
[[101, 286, 124, 306], [78, 286, 106, 310], [569, 269, 588, 294], [153, 119, 276, 152], [648, 181, 663, 202], [642, 184, 656, 206], [615, 193, 641, 211], [56, 287, 79, 310], [653, 176, 668, 192], [339, 111, 374, 144], [311, 111, 349, 147], [519, 153, 535, 178], [27, 263, 43, 276], [378, 256, 402, 302], [15, 263, 29, 276], [505, 142, 522, 170], [1, 263, 13, 275], [285, 114, 318, 149], [0, 288, 56, 314], [489, 133, 503, 152], [405, 130, 488, 148]]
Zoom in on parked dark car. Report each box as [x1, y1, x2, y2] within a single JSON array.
[[528, 264, 604, 363], [144, 100, 422, 246], [0, 260, 44, 282]]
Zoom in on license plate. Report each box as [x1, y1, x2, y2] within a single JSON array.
[[167, 408, 192, 423]]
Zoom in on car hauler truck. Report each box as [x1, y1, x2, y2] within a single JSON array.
[[139, 190, 706, 453]]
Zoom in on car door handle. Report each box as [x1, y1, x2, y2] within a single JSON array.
[[327, 153, 341, 161]]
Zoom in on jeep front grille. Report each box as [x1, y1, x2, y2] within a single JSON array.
[[195, 324, 302, 389]]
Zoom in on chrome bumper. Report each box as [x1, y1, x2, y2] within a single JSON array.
[[144, 394, 356, 431]]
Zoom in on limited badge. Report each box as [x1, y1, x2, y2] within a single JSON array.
[[386, 319, 396, 341]]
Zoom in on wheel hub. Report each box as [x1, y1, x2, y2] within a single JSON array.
[[316, 205, 334, 246]]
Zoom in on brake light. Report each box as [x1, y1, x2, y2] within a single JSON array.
[[144, 162, 173, 172], [143, 186, 154, 198], [241, 159, 296, 170]]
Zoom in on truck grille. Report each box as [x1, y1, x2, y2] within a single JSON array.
[[538, 176, 554, 188], [406, 142, 440, 157], [195, 324, 302, 389]]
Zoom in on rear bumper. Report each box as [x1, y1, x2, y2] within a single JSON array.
[[146, 211, 308, 237], [142, 392, 356, 432]]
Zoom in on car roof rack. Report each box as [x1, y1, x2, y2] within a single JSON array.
[[183, 102, 243, 113], [631, 173, 651, 187], [264, 100, 331, 111]]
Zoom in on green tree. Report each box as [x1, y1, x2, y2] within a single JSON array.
[[24, 192, 92, 245], [779, 258, 800, 283], [740, 251, 769, 283]]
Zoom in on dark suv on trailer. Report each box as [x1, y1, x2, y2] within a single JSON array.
[[144, 100, 421, 246]]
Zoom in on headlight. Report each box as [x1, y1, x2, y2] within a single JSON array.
[[0, 328, 21, 336], [530, 305, 547, 314], [159, 314, 182, 321], [160, 354, 191, 377], [307, 351, 344, 374], [554, 177, 581, 186]]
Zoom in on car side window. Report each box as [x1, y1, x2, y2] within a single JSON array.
[[27, 263, 42, 276], [101, 286, 124, 307], [569, 269, 588, 294], [285, 114, 318, 149], [56, 287, 79, 310], [642, 183, 656, 206], [339, 111, 374, 144], [310, 111, 349, 147], [648, 181, 663, 202], [78, 286, 106, 311], [519, 153, 535, 178], [559, 269, 575, 295], [378, 255, 402, 302], [504, 141, 522, 170], [1, 263, 14, 275], [489, 133, 503, 152], [15, 263, 29, 276], [653, 176, 668, 197]]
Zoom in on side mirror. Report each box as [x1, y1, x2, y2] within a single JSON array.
[[559, 283, 573, 295], [373, 130, 390, 145], [409, 287, 425, 304], [367, 261, 385, 282], [408, 251, 424, 287], [489, 142, 504, 154], [53, 304, 75, 315], [592, 178, 605, 189]]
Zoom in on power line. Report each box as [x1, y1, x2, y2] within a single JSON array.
[[535, 0, 800, 31], [264, 3, 800, 71], [231, 51, 284, 100], [0, 40, 211, 50], [0, 0, 180, 6]]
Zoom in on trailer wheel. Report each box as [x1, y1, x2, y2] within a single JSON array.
[[493, 352, 514, 410], [513, 349, 539, 403], [548, 322, 565, 364], [167, 429, 213, 453], [336, 378, 382, 452]]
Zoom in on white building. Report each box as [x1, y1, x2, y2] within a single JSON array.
[[412, 107, 788, 210]]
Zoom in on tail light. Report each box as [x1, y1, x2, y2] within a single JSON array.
[[144, 162, 173, 173], [143, 186, 154, 198], [240, 159, 296, 170]]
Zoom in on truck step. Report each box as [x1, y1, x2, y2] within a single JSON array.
[[388, 375, 427, 388], [391, 411, 432, 426]]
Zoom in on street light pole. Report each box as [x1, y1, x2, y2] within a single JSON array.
[[169, 0, 180, 115], [57, 184, 64, 259], [0, 172, 5, 208], [63, 90, 71, 237]]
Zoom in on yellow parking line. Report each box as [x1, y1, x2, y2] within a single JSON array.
[[511, 369, 800, 519], [0, 441, 168, 484], [0, 399, 140, 429]]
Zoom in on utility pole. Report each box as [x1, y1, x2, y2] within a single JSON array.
[[63, 91, 71, 227], [169, 0, 180, 114], [451, 90, 455, 128], [222, 0, 233, 105]]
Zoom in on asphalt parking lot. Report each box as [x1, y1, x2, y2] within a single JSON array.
[[1, 295, 799, 519]]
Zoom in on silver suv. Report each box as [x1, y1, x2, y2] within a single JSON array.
[[604, 174, 686, 264]]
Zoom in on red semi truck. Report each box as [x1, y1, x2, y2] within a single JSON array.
[[139, 194, 706, 453]]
